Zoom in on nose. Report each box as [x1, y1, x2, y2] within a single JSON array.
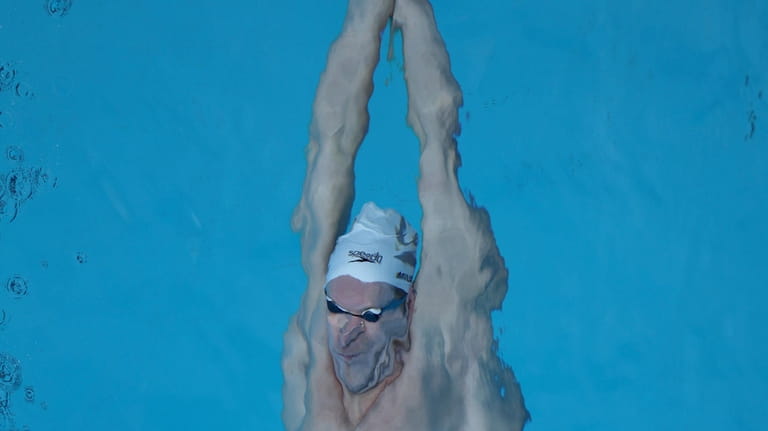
[[339, 316, 365, 347]]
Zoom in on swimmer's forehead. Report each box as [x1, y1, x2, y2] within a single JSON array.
[[326, 276, 398, 308]]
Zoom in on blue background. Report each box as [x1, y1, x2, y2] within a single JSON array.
[[1, 0, 766, 429]]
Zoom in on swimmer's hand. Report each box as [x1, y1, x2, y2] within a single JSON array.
[[344, 0, 395, 31]]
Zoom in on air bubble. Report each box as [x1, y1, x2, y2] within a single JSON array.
[[0, 63, 16, 92], [0, 199, 19, 224], [46, 0, 72, 17], [5, 276, 28, 298], [23, 387, 34, 403], [5, 169, 36, 202], [0, 352, 23, 393], [14, 83, 34, 99], [27, 167, 56, 193], [5, 146, 23, 162], [0, 110, 14, 129]]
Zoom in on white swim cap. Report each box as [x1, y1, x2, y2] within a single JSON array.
[[325, 202, 418, 293]]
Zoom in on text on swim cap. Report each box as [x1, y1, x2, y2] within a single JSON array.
[[347, 250, 383, 264], [396, 272, 413, 283]]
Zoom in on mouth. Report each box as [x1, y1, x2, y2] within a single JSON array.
[[336, 351, 362, 363]]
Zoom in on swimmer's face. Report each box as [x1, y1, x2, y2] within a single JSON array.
[[325, 275, 411, 394]]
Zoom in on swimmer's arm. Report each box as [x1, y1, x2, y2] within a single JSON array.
[[292, 0, 394, 289], [283, 3, 394, 430], [396, 3, 529, 427], [397, 0, 506, 303], [395, 0, 464, 208]]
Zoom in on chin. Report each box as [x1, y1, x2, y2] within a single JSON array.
[[343, 374, 375, 394], [334, 355, 379, 394], [334, 344, 398, 394]]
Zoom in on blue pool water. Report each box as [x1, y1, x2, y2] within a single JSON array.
[[1, 0, 766, 429]]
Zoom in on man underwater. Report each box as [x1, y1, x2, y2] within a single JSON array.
[[323, 202, 417, 398], [282, 0, 529, 429]]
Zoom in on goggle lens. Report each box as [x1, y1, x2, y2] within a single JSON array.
[[325, 299, 382, 322]]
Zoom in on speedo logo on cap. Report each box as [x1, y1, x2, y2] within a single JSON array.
[[348, 250, 383, 264]]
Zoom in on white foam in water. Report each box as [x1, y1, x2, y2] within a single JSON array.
[[282, 0, 529, 429]]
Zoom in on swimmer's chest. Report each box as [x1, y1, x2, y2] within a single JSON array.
[[352, 383, 418, 431], [352, 378, 460, 431]]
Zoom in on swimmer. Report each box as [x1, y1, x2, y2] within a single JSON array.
[[282, 0, 529, 430]]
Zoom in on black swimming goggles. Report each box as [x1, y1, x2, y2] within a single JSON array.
[[324, 289, 407, 323]]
